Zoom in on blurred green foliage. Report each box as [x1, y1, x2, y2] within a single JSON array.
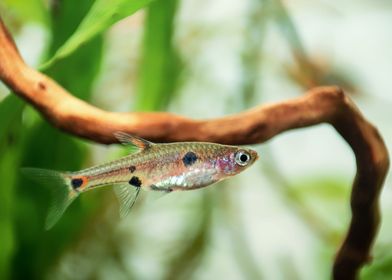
[[0, 0, 390, 279], [0, 0, 157, 279], [361, 253, 392, 280], [3, 0, 48, 25], [136, 0, 180, 111], [2, 0, 104, 278], [42, 0, 154, 68], [0, 95, 23, 279]]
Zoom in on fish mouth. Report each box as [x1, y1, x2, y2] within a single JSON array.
[[250, 149, 259, 162]]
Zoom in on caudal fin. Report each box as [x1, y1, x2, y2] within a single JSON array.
[[21, 168, 79, 230]]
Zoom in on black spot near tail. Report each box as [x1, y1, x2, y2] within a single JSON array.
[[182, 151, 197, 166], [129, 176, 142, 187], [71, 178, 83, 189], [129, 165, 136, 173]]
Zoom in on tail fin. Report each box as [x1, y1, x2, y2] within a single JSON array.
[[21, 168, 79, 230]]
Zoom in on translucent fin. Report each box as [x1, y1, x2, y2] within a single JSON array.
[[21, 168, 78, 230], [114, 132, 153, 150], [114, 184, 141, 218], [146, 186, 172, 203]]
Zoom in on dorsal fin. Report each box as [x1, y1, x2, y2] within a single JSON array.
[[114, 132, 153, 150]]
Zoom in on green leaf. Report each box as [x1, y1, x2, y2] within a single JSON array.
[[0, 95, 23, 280], [361, 253, 392, 280], [44, 0, 104, 100], [136, 0, 180, 111], [9, 1, 105, 277], [0, 137, 20, 280], [0, 95, 24, 143], [3, 0, 49, 25], [46, 0, 96, 55], [12, 122, 88, 279], [42, 0, 155, 68], [290, 176, 351, 233]]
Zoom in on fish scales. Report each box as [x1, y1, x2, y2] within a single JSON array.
[[22, 133, 259, 229], [79, 142, 233, 191]]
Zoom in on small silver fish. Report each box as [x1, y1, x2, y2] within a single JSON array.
[[23, 132, 259, 229]]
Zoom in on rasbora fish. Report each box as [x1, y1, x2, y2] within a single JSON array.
[[23, 132, 259, 229]]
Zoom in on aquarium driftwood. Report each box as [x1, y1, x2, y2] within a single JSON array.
[[0, 18, 389, 280]]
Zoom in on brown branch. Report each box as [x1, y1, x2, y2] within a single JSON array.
[[0, 18, 389, 279]]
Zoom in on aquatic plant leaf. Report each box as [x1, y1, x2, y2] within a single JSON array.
[[43, 0, 154, 68]]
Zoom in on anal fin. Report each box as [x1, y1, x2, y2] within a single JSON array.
[[114, 184, 141, 218]]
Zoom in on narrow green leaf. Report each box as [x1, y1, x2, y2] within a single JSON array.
[[0, 138, 20, 280], [44, 0, 104, 100], [0, 94, 23, 280], [42, 0, 155, 68], [0, 95, 24, 143], [46, 0, 96, 55], [136, 0, 180, 111], [9, 1, 105, 278]]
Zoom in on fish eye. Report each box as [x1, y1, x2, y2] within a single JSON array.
[[235, 150, 251, 166]]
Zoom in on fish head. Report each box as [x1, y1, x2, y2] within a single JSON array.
[[215, 146, 259, 177]]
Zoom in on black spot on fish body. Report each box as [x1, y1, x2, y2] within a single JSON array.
[[129, 165, 136, 173], [71, 178, 83, 189], [129, 176, 142, 187], [182, 151, 198, 166]]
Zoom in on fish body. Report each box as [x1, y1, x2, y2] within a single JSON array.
[[23, 133, 259, 229]]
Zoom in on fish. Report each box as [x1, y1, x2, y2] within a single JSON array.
[[22, 132, 259, 229]]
